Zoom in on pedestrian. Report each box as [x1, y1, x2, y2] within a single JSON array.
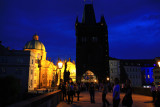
[[122, 79, 133, 107], [70, 82, 74, 104], [155, 86, 160, 107], [76, 82, 81, 101], [102, 80, 110, 107], [113, 78, 120, 107], [62, 82, 67, 101], [151, 83, 156, 102], [67, 81, 71, 104], [89, 82, 95, 103], [74, 83, 77, 96]]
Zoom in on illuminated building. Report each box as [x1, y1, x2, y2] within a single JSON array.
[[153, 57, 160, 86], [60, 58, 76, 83], [109, 59, 120, 83], [24, 34, 57, 91], [75, 4, 109, 83], [120, 59, 155, 87], [0, 34, 76, 94]]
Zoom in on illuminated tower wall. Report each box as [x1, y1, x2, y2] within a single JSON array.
[[75, 4, 109, 82]]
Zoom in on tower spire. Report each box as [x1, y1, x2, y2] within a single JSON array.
[[82, 3, 96, 24]]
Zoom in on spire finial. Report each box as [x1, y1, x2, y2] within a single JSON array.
[[33, 33, 39, 40]]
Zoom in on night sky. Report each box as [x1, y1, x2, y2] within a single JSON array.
[[0, 0, 160, 63]]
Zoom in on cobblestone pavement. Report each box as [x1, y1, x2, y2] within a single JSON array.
[[57, 91, 154, 107]]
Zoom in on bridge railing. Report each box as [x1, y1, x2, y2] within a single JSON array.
[[8, 90, 62, 107], [133, 87, 152, 96]]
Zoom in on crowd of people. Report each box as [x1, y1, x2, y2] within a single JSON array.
[[59, 80, 81, 104], [58, 78, 134, 107]]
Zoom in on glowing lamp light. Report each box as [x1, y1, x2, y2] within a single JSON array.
[[107, 77, 110, 81], [158, 61, 160, 67], [58, 61, 63, 69]]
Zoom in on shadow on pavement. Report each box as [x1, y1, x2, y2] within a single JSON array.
[[144, 101, 153, 103], [71, 104, 81, 107]]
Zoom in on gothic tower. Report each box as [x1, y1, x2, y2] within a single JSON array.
[[75, 4, 109, 82]]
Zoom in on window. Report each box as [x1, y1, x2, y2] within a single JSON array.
[[92, 37, 97, 42], [31, 70, 33, 74], [34, 80, 36, 84], [148, 75, 150, 78], [17, 58, 23, 64], [31, 80, 33, 87]]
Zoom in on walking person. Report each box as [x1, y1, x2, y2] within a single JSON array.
[[76, 82, 81, 101], [151, 83, 156, 102], [89, 82, 95, 103], [155, 86, 160, 107], [67, 81, 71, 104], [102, 80, 110, 107], [62, 82, 67, 101], [113, 78, 120, 107], [70, 82, 74, 104], [122, 79, 133, 107]]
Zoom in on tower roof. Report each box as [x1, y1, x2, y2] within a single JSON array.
[[24, 34, 45, 51], [82, 4, 96, 25]]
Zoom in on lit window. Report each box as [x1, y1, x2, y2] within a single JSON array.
[[34, 80, 36, 84], [31, 70, 33, 74], [148, 75, 150, 78]]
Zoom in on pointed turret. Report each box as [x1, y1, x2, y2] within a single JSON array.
[[82, 4, 96, 24], [100, 15, 106, 26]]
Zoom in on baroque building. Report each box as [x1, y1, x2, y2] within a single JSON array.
[[24, 34, 57, 91], [75, 4, 109, 82]]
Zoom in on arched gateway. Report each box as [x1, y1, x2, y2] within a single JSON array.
[[81, 70, 98, 83]]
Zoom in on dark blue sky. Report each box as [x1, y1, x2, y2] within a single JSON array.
[[0, 0, 160, 63]]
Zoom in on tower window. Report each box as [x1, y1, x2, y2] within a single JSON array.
[[92, 37, 97, 42], [82, 37, 86, 43]]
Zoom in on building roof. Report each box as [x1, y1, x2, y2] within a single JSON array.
[[24, 34, 45, 51]]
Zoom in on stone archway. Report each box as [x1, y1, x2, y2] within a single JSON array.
[[81, 70, 98, 83]]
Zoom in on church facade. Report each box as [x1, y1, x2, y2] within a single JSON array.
[[75, 4, 109, 82]]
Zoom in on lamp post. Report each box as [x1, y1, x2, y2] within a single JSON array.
[[58, 60, 63, 85], [107, 77, 110, 81]]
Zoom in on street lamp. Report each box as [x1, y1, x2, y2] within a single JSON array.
[[158, 61, 160, 67], [58, 60, 63, 85], [107, 77, 110, 81]]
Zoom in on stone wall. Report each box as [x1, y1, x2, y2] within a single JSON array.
[[8, 90, 62, 107]]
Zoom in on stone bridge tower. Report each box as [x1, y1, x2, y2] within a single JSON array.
[[75, 4, 109, 82]]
